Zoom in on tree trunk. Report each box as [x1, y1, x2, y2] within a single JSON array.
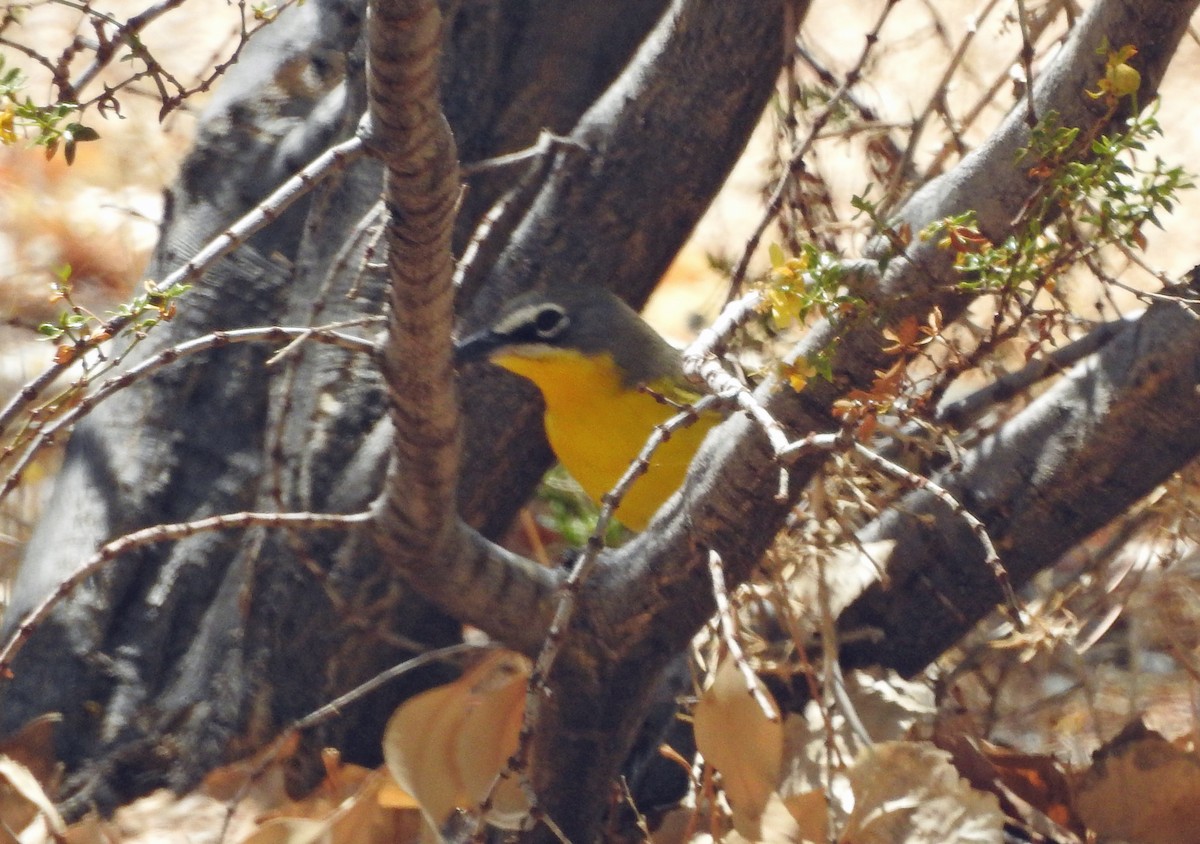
[[3, 0, 1200, 841], [0, 0, 678, 813]]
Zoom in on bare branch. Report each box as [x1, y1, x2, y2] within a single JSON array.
[[618, 0, 1200, 672], [0, 325, 378, 508], [728, 0, 903, 294], [936, 314, 1133, 428], [156, 134, 367, 296], [839, 290, 1200, 676], [0, 510, 370, 678], [709, 550, 779, 721]]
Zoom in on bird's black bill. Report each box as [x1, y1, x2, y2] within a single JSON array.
[[453, 329, 502, 365]]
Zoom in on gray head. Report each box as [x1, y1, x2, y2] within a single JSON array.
[[454, 286, 683, 387]]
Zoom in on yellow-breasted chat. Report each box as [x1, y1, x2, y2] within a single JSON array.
[[454, 285, 721, 531]]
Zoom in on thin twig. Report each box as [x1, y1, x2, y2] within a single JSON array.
[[217, 641, 485, 844], [264, 319, 382, 367], [888, 0, 1004, 198], [460, 131, 585, 177], [682, 290, 793, 485], [333, 201, 386, 301], [455, 132, 589, 303], [529, 392, 719, 680], [1015, 0, 1041, 128], [728, 0, 902, 296], [69, 0, 191, 94], [780, 431, 1025, 627], [923, 2, 1070, 177], [152, 132, 366, 297], [708, 550, 779, 722], [0, 510, 370, 677], [0, 133, 366, 447], [0, 325, 378, 508], [790, 43, 904, 167], [0, 357, 83, 446], [936, 314, 1131, 428], [489, 393, 722, 840]]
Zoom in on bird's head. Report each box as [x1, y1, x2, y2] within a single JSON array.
[[454, 285, 682, 389]]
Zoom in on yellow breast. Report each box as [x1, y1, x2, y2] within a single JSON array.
[[492, 349, 718, 531]]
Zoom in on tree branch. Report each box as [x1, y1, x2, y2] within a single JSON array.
[[620, 0, 1199, 650], [455, 0, 812, 537], [838, 287, 1200, 675], [363, 0, 564, 652]]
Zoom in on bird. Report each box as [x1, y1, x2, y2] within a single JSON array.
[[454, 285, 722, 531]]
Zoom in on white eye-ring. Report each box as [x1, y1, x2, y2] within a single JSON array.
[[533, 304, 569, 339]]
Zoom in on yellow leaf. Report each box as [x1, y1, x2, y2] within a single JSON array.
[[768, 243, 786, 269], [1109, 61, 1140, 97], [0, 105, 16, 145]]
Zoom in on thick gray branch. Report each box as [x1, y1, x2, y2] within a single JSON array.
[[455, 0, 808, 535], [618, 0, 1199, 650], [837, 290, 1200, 675]]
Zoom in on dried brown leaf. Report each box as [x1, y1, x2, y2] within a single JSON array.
[[934, 725, 1082, 839], [693, 655, 783, 839], [382, 679, 465, 830], [1074, 720, 1200, 844], [840, 741, 1004, 844], [0, 714, 61, 794], [240, 817, 330, 844], [382, 651, 531, 832], [452, 653, 528, 828], [0, 755, 65, 839]]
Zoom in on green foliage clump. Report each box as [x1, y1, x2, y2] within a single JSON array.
[[37, 267, 191, 367], [923, 103, 1192, 297], [537, 466, 629, 548], [0, 55, 98, 164]]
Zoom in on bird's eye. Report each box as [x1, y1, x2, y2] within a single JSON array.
[[533, 305, 569, 339]]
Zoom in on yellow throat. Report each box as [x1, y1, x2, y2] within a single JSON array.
[[455, 286, 721, 532], [490, 348, 718, 531]]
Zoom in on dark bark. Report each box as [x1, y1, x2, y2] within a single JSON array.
[[587, 0, 1200, 671], [837, 287, 1200, 676], [0, 0, 675, 814], [2, 0, 1200, 841]]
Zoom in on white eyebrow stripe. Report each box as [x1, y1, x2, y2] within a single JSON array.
[[493, 304, 568, 338], [492, 305, 545, 335]]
